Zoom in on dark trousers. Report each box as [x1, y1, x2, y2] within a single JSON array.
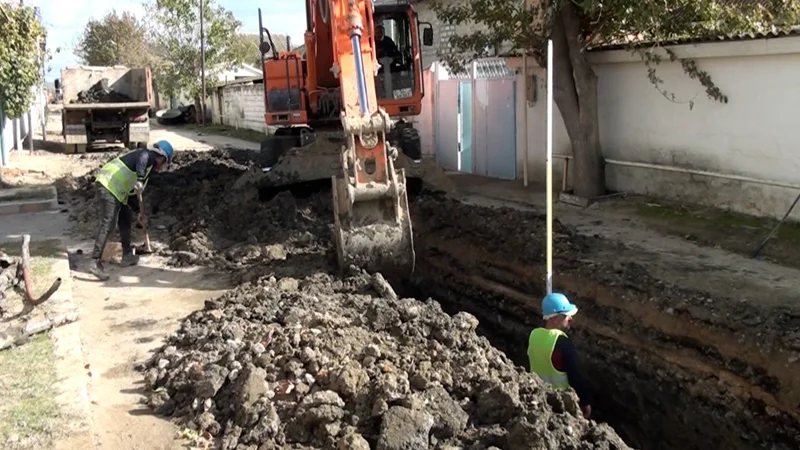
[[91, 184, 139, 259]]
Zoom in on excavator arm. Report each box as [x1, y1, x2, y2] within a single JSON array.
[[328, 0, 415, 276]]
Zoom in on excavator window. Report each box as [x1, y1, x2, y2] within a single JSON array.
[[374, 14, 415, 101]]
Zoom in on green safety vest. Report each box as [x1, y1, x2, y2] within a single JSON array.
[[95, 156, 151, 205], [527, 328, 570, 390]]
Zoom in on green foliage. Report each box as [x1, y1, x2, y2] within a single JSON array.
[[75, 10, 153, 68], [0, 5, 46, 118], [145, 0, 250, 98], [431, 0, 800, 106], [240, 33, 292, 68]]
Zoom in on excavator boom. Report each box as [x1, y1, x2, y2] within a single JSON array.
[[328, 0, 415, 276], [239, 0, 440, 276]]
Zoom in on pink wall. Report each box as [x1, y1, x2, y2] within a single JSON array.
[[418, 68, 436, 157]]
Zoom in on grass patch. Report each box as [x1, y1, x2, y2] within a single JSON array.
[[184, 123, 266, 144], [0, 239, 60, 294], [634, 201, 800, 243], [627, 199, 800, 269], [0, 334, 61, 449], [0, 239, 63, 260]]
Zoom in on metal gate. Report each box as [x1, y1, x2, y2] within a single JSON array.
[[435, 58, 517, 180]]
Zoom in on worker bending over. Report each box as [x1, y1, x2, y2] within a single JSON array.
[[527, 292, 592, 418], [88, 140, 174, 281]]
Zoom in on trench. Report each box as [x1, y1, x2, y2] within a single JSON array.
[[248, 174, 799, 450], [383, 196, 800, 450]]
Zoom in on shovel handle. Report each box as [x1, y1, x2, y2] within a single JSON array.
[[136, 192, 153, 252]]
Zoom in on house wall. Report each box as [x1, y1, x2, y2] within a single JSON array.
[[414, 0, 477, 70], [508, 36, 800, 220], [210, 84, 267, 133]]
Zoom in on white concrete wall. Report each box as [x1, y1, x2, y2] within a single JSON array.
[[1, 88, 47, 166], [210, 84, 267, 133], [510, 36, 800, 220]]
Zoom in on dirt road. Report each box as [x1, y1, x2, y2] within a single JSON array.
[[63, 259, 228, 450]]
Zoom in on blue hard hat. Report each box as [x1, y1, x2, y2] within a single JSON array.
[[542, 292, 578, 319], [154, 140, 174, 163]]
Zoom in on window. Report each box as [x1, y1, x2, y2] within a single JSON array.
[[374, 14, 415, 100]]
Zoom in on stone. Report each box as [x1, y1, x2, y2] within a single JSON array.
[[376, 406, 434, 450]]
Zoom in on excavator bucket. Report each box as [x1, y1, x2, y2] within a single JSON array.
[[331, 148, 415, 277]]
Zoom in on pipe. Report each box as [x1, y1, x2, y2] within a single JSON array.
[[0, 103, 6, 167], [351, 35, 370, 115], [546, 39, 554, 295], [522, 53, 528, 187], [27, 110, 33, 152], [753, 190, 800, 258], [604, 158, 800, 191]]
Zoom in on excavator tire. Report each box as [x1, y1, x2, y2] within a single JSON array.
[[259, 135, 297, 167], [388, 122, 422, 160], [260, 135, 289, 167]]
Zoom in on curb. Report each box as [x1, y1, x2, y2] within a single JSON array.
[[0, 186, 59, 217], [48, 243, 94, 448]]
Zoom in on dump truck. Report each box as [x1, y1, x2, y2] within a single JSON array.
[[61, 66, 152, 153]]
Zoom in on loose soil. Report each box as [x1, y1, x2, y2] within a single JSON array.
[[57, 149, 800, 450]]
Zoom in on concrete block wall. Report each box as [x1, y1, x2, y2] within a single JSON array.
[[211, 84, 267, 133]]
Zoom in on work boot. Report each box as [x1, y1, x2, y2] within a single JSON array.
[[121, 252, 140, 267], [88, 259, 110, 281]]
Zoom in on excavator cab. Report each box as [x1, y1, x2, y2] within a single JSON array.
[[235, 1, 436, 277]]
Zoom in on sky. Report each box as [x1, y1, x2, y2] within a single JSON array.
[[38, 0, 307, 82]]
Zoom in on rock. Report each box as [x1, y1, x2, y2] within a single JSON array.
[[421, 386, 468, 438], [174, 250, 199, 265], [376, 406, 434, 450], [331, 362, 368, 398], [337, 430, 370, 450], [263, 245, 287, 260], [234, 366, 268, 408], [195, 364, 229, 398], [277, 278, 299, 292]]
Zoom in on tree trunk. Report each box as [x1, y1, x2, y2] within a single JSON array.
[[549, 3, 606, 199]]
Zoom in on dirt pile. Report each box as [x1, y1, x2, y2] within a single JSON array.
[[142, 268, 627, 450], [58, 149, 331, 280]]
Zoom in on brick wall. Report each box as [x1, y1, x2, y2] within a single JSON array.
[[210, 84, 266, 133]]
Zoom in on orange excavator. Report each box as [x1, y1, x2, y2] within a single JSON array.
[[237, 0, 435, 276]]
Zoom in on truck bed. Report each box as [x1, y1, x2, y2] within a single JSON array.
[[63, 101, 151, 111]]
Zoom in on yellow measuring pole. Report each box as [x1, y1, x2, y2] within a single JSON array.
[[546, 39, 554, 294]]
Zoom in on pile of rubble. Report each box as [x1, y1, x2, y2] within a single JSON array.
[[72, 78, 135, 104], [58, 149, 330, 281], [142, 269, 628, 450]]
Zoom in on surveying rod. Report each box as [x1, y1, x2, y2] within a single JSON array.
[[546, 39, 554, 294]]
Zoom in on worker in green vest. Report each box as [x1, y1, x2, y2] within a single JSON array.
[[527, 292, 592, 418], [88, 140, 174, 281]]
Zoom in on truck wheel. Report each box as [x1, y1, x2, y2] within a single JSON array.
[[388, 123, 422, 160]]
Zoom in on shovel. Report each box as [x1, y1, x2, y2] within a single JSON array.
[[136, 191, 154, 255]]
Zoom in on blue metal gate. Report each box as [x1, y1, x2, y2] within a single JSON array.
[[435, 59, 517, 180]]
